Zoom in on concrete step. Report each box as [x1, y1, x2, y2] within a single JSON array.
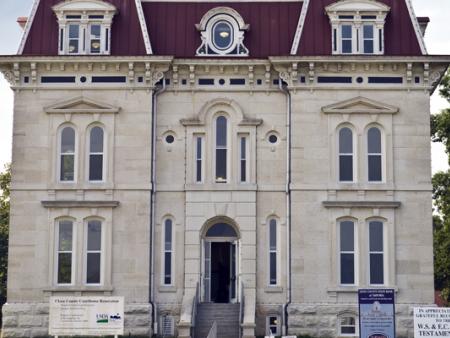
[[195, 303, 241, 338]]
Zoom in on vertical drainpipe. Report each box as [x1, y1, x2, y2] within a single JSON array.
[[150, 78, 166, 335], [279, 79, 292, 336]]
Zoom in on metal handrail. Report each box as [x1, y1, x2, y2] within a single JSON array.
[[206, 321, 217, 338], [191, 282, 200, 337], [239, 282, 245, 338]]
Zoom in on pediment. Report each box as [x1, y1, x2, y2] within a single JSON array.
[[321, 96, 399, 114], [326, 0, 390, 13], [53, 0, 117, 13], [44, 96, 120, 114]]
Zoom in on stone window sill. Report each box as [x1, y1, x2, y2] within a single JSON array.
[[159, 285, 177, 293], [327, 285, 398, 293], [264, 286, 283, 293], [43, 285, 114, 294]]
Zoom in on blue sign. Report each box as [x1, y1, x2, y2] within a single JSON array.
[[358, 289, 396, 338]]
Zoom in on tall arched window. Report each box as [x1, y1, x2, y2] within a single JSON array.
[[339, 127, 354, 182], [269, 219, 277, 285], [89, 126, 104, 182], [369, 220, 384, 285], [215, 116, 228, 183], [59, 126, 76, 182], [163, 219, 173, 285], [56, 219, 74, 284], [86, 219, 102, 284], [367, 127, 382, 182], [339, 220, 355, 285]]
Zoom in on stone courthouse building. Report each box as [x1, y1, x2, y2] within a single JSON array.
[[0, 0, 449, 337]]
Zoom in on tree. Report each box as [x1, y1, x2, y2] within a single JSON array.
[[0, 163, 10, 325], [431, 70, 450, 304]]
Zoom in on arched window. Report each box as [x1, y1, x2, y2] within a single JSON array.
[[215, 116, 228, 183], [369, 220, 384, 285], [88, 126, 104, 182], [205, 223, 237, 238], [339, 220, 355, 285], [59, 126, 76, 182], [56, 219, 74, 284], [269, 219, 277, 285], [163, 219, 173, 285], [86, 219, 102, 284], [339, 127, 354, 182], [367, 127, 382, 182]]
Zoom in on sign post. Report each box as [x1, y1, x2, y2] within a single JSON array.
[[49, 296, 124, 337], [358, 289, 396, 338]]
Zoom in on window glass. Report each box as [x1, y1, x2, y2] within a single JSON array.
[[61, 127, 75, 153], [368, 127, 382, 182], [369, 221, 384, 284], [205, 223, 237, 237], [60, 127, 75, 182], [363, 25, 374, 54], [68, 24, 79, 53], [213, 21, 233, 50], [196, 137, 202, 182], [87, 220, 102, 251], [215, 116, 227, 182], [269, 219, 277, 285], [340, 221, 355, 284], [57, 221, 73, 284], [340, 221, 354, 251], [89, 127, 104, 181], [240, 137, 247, 182], [90, 24, 101, 53], [339, 128, 353, 153], [164, 219, 173, 285], [339, 128, 353, 182], [341, 25, 352, 53], [268, 316, 278, 335], [86, 220, 102, 284], [340, 316, 356, 334]]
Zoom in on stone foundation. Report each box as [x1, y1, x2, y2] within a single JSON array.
[[1, 303, 153, 338], [287, 303, 433, 338]]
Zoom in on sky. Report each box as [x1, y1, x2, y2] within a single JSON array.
[[0, 0, 449, 173]]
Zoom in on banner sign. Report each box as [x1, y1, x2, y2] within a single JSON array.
[[359, 289, 396, 338], [49, 296, 124, 336], [414, 307, 450, 337]]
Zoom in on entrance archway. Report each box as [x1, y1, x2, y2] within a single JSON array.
[[201, 220, 240, 303]]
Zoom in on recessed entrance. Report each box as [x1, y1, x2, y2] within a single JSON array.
[[202, 222, 239, 303]]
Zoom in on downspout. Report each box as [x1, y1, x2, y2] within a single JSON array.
[[279, 79, 292, 336], [150, 78, 167, 335]]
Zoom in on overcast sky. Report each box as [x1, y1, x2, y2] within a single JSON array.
[[0, 0, 449, 173]]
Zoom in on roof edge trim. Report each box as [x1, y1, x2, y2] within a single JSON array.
[[17, 0, 41, 55], [136, 0, 153, 54], [290, 0, 309, 55], [404, 0, 427, 55]]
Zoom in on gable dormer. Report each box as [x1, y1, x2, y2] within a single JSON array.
[[52, 0, 117, 55], [325, 0, 390, 55]]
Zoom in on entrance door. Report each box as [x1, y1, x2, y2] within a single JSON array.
[[210, 242, 230, 303]]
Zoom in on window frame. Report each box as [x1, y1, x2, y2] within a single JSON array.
[[84, 218, 104, 286], [162, 218, 175, 286], [87, 125, 106, 183], [367, 219, 386, 286], [58, 125, 77, 184], [266, 315, 281, 336], [338, 313, 359, 337], [366, 126, 384, 183], [268, 218, 278, 286], [55, 219, 76, 286], [194, 135, 205, 183], [214, 115, 229, 183], [337, 126, 356, 183], [239, 134, 249, 183], [338, 219, 358, 286]]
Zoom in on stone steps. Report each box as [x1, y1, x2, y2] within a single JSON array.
[[195, 303, 240, 338]]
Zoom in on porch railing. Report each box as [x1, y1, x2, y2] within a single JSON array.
[[191, 282, 200, 337], [239, 281, 245, 338]]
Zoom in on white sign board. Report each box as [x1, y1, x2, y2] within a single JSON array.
[[49, 296, 124, 336], [414, 307, 450, 337]]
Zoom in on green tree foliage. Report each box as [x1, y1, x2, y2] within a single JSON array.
[[432, 70, 450, 303], [0, 163, 10, 321]]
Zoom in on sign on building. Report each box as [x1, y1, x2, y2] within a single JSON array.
[[358, 289, 396, 338], [49, 296, 124, 336], [414, 307, 450, 337]]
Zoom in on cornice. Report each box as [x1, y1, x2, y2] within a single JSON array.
[[322, 201, 401, 208], [41, 200, 120, 208]]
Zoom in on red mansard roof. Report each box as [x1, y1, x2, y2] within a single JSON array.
[[298, 0, 423, 56], [20, 0, 424, 57], [22, 0, 147, 56], [142, 2, 302, 58]]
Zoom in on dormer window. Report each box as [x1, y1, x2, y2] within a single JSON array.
[[326, 0, 390, 55], [53, 0, 117, 55], [196, 7, 249, 57]]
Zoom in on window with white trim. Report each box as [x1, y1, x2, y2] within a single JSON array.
[[59, 126, 76, 182], [88, 126, 105, 182], [86, 220, 102, 284], [195, 136, 203, 183], [339, 220, 356, 285], [338, 127, 354, 182], [163, 219, 174, 285], [56, 220, 75, 285], [338, 314, 358, 336], [367, 127, 382, 182], [53, 0, 117, 55], [239, 136, 248, 183], [266, 316, 280, 336], [369, 220, 384, 285], [196, 7, 249, 56], [215, 116, 228, 183], [326, 0, 390, 55], [269, 219, 277, 285]]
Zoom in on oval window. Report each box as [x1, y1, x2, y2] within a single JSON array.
[[212, 21, 233, 50]]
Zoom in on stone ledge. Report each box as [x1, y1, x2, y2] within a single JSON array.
[[42, 285, 114, 293], [41, 200, 120, 208], [322, 201, 401, 208]]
